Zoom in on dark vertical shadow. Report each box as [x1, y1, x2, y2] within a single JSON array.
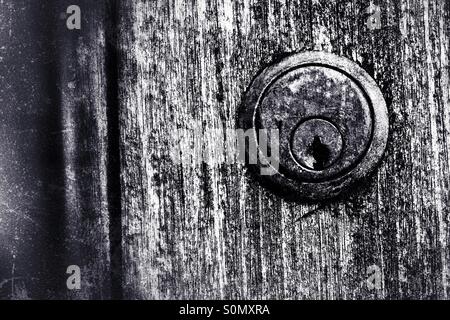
[[33, 0, 67, 298], [29, 1, 66, 299], [40, 7, 67, 299], [104, 0, 123, 300]]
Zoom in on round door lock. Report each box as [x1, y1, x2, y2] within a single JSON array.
[[238, 51, 389, 201]]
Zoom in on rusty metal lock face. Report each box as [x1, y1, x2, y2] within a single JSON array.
[[238, 52, 389, 201]]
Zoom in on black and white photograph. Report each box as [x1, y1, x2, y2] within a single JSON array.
[[0, 0, 449, 307]]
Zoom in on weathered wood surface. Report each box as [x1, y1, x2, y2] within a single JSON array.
[[118, 0, 450, 299], [0, 0, 449, 300]]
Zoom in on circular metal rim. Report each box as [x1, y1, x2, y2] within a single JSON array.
[[238, 51, 389, 201]]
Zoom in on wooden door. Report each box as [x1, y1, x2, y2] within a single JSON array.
[[117, 0, 450, 299], [1, 0, 449, 300]]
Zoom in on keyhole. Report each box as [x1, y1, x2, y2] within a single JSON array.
[[291, 118, 343, 171], [308, 136, 331, 170]]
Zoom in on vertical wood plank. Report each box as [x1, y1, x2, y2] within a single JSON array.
[[118, 0, 450, 299]]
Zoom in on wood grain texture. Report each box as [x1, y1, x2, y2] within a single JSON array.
[[118, 0, 450, 299], [1, 0, 448, 300]]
